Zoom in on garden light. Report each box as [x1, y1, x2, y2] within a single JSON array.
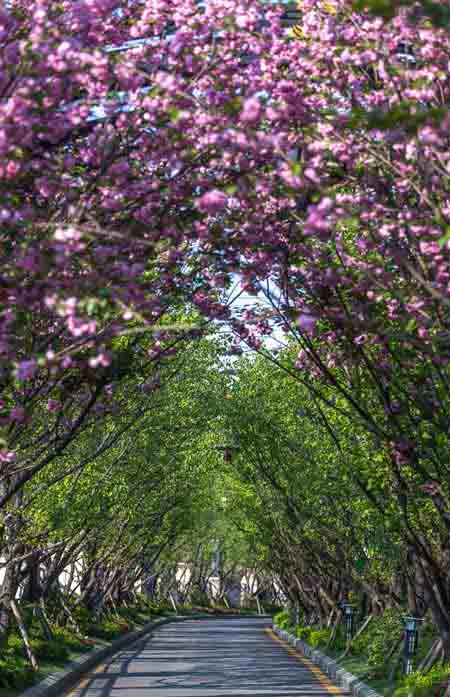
[[341, 603, 354, 644], [403, 616, 423, 675]]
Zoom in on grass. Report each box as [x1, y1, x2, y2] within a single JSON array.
[[332, 652, 395, 695], [0, 638, 102, 697], [319, 634, 437, 696], [273, 609, 440, 697], [0, 606, 160, 693]]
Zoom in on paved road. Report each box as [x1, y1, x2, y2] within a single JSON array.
[[67, 617, 348, 696]]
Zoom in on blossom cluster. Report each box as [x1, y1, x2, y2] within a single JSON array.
[[1, 0, 450, 486]]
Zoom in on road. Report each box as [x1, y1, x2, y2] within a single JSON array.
[[67, 617, 348, 696]]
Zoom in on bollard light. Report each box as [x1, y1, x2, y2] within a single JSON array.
[[403, 616, 423, 674], [341, 603, 354, 643]]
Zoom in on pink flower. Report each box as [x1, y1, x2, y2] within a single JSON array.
[[16, 360, 38, 382], [304, 168, 321, 186], [0, 450, 16, 464], [197, 190, 228, 215], [354, 334, 367, 345], [9, 407, 25, 422], [89, 351, 112, 368], [47, 399, 60, 413], [54, 226, 83, 242], [297, 314, 317, 334], [240, 97, 261, 124], [279, 164, 303, 190], [36, 177, 57, 199], [420, 482, 440, 496]]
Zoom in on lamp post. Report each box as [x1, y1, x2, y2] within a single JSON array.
[[403, 616, 423, 675], [341, 603, 354, 646], [215, 443, 238, 463]]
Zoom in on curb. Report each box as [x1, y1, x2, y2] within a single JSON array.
[[20, 614, 201, 697], [272, 623, 381, 697]]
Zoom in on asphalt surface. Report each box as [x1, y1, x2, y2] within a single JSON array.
[[67, 617, 348, 696]]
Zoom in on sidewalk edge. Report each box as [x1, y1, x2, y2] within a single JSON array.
[[272, 623, 382, 697]]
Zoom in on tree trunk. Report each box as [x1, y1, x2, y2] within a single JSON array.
[[10, 600, 39, 671], [442, 628, 450, 663], [418, 638, 443, 673], [57, 591, 82, 634], [0, 558, 20, 651], [34, 602, 53, 641], [326, 610, 341, 649], [340, 614, 373, 659]]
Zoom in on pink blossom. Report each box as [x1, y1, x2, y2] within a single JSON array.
[[297, 314, 317, 334], [16, 360, 38, 382], [47, 399, 60, 412], [240, 97, 261, 124], [279, 164, 303, 190], [9, 407, 25, 422], [294, 349, 307, 369], [54, 226, 83, 242], [89, 351, 112, 368], [197, 190, 228, 215], [0, 449, 16, 464]]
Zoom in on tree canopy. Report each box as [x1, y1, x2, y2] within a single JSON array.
[[1, 0, 450, 687]]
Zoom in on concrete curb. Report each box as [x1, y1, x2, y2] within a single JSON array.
[[20, 614, 201, 697], [272, 623, 381, 697]]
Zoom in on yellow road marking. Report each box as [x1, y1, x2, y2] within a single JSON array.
[[68, 626, 341, 695], [66, 627, 152, 695], [66, 659, 109, 696], [266, 628, 342, 695]]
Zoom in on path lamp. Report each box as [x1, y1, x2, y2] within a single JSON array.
[[341, 604, 354, 645], [214, 443, 238, 463], [403, 616, 423, 675]]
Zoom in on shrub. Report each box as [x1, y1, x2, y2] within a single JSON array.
[[0, 604, 139, 690], [264, 603, 283, 615], [28, 636, 68, 662], [309, 628, 332, 648], [359, 608, 404, 678], [51, 626, 92, 653], [115, 606, 145, 624], [393, 664, 450, 697], [71, 605, 92, 632], [146, 599, 173, 615], [190, 589, 210, 606], [0, 654, 35, 690], [351, 631, 370, 655], [87, 617, 130, 640], [295, 625, 312, 642], [274, 609, 290, 630], [5, 633, 25, 655]]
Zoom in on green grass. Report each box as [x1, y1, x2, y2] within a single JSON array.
[[326, 640, 436, 696], [0, 605, 158, 693], [281, 612, 439, 697], [0, 640, 101, 696], [334, 653, 394, 695]]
